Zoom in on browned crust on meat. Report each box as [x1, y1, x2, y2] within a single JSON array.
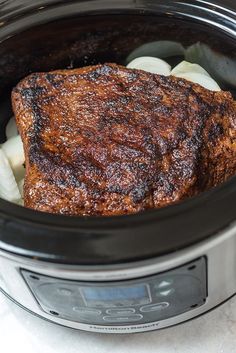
[[12, 63, 236, 215]]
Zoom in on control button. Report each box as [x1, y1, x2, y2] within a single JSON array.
[[140, 302, 169, 312], [103, 314, 143, 323], [158, 289, 175, 297], [157, 280, 173, 289], [106, 308, 135, 315], [57, 288, 73, 296], [73, 307, 102, 315]]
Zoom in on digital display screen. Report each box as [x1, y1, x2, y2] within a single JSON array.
[[81, 284, 150, 306]]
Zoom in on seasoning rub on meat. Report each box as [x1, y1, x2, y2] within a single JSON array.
[[12, 64, 236, 216]]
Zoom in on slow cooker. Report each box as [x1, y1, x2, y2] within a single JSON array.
[[0, 0, 236, 334]]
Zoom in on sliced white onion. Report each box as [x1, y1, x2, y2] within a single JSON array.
[[11, 163, 25, 183], [1, 135, 25, 181], [0, 149, 21, 202], [127, 56, 171, 76], [6, 117, 18, 139], [173, 72, 221, 91], [15, 199, 24, 206], [126, 40, 185, 64], [185, 42, 236, 88], [171, 61, 210, 77], [18, 179, 24, 198]]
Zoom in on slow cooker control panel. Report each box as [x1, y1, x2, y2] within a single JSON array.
[[21, 258, 207, 326]]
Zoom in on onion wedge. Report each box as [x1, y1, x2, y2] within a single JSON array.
[[127, 56, 171, 76], [0, 149, 21, 202]]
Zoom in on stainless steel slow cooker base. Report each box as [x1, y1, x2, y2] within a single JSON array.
[[0, 222, 236, 333]]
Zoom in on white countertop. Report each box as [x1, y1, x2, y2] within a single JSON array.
[[1, 291, 236, 353]]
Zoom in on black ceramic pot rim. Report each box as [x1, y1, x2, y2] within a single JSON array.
[[0, 0, 236, 265], [0, 175, 235, 265], [0, 0, 236, 41], [0, 175, 235, 229]]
